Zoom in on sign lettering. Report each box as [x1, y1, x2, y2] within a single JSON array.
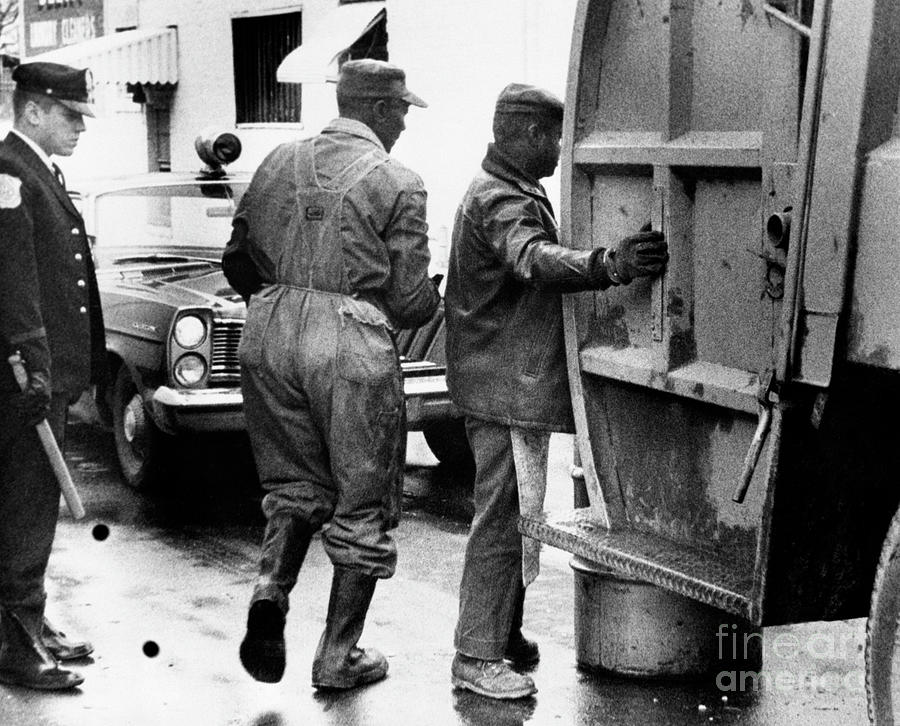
[[29, 20, 58, 48]]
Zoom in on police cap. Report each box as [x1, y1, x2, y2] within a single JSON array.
[[12, 61, 95, 118], [494, 83, 563, 122], [337, 59, 427, 108]]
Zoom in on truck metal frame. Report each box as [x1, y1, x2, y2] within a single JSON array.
[[519, 1, 900, 721]]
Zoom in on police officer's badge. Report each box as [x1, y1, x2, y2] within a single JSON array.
[[0, 174, 21, 209]]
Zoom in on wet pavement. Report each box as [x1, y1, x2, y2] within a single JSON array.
[[0, 420, 871, 725]]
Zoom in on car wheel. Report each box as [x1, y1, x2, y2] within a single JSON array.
[[866, 505, 900, 725], [111, 366, 168, 489], [422, 417, 475, 474]]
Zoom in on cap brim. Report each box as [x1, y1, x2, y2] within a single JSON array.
[[402, 89, 427, 108], [56, 98, 95, 118]]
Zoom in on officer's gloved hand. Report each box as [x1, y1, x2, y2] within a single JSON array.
[[17, 368, 51, 427], [606, 223, 668, 284]]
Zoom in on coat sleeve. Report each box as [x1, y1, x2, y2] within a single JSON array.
[[380, 175, 441, 329], [479, 188, 613, 293], [0, 171, 51, 375], [222, 215, 263, 304]]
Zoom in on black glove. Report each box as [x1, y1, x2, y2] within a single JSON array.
[[606, 225, 668, 284], [16, 368, 51, 427]]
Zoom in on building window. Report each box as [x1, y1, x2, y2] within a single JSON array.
[[232, 11, 302, 124]]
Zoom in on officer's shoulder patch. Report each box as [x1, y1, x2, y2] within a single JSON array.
[[0, 173, 22, 209]]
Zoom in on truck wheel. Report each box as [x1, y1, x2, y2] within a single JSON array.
[[111, 366, 168, 489], [866, 507, 900, 724], [422, 418, 474, 474]]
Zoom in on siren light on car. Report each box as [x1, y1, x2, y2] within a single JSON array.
[[194, 128, 242, 179]]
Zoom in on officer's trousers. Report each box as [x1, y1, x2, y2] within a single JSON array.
[[0, 394, 69, 635]]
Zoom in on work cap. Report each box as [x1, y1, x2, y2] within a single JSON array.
[[494, 83, 563, 122], [13, 61, 95, 117], [337, 59, 427, 108]]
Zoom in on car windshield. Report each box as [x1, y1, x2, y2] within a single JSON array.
[[92, 182, 249, 264]]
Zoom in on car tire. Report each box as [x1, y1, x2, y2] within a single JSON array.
[[111, 366, 169, 490], [422, 417, 475, 474], [866, 505, 900, 725]]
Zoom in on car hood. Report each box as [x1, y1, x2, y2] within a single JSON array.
[[99, 260, 246, 316]]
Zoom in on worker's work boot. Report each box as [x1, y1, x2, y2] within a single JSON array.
[[239, 514, 314, 683], [42, 617, 94, 661], [451, 652, 537, 699], [504, 584, 539, 668], [311, 567, 388, 690], [0, 607, 83, 690]]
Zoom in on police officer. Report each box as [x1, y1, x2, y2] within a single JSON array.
[[445, 84, 668, 699], [224, 59, 440, 690], [0, 62, 105, 690]]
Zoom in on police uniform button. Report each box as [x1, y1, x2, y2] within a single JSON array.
[[79, 306, 87, 314], [75, 253, 83, 261], [77, 279, 86, 288], [71, 227, 79, 234]]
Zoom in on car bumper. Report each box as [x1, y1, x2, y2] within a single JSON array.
[[151, 386, 245, 433], [403, 373, 456, 429], [151, 372, 454, 434]]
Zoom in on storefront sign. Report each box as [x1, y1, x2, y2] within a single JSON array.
[[23, 0, 104, 56]]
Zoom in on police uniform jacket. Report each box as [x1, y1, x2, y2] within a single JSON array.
[[444, 143, 613, 432], [0, 132, 106, 395]]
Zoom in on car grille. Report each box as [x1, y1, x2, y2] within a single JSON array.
[[209, 319, 243, 385]]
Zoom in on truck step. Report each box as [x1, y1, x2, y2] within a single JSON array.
[[519, 508, 758, 622]]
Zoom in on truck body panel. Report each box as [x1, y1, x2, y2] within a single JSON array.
[[523, 0, 900, 627]]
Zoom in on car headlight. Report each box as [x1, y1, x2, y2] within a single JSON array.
[[174, 314, 207, 348], [173, 354, 207, 386]]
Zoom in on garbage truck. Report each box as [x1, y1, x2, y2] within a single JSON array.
[[518, 0, 900, 722]]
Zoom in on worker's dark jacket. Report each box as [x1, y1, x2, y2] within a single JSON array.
[[0, 132, 105, 395], [445, 144, 612, 432]]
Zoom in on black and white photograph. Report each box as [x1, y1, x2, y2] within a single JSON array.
[[0, 0, 895, 724]]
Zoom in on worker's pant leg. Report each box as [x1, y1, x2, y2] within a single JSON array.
[[240, 355, 335, 614], [320, 315, 404, 579], [454, 418, 522, 661]]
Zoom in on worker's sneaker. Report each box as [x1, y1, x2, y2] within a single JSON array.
[[451, 652, 537, 699], [504, 632, 540, 669]]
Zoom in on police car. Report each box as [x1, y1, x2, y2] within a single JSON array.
[[81, 131, 469, 489]]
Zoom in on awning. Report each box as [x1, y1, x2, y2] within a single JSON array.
[[26, 27, 178, 86], [277, 3, 385, 84]]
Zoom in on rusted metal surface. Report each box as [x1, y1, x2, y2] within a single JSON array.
[[545, 0, 900, 642], [552, 0, 801, 622]]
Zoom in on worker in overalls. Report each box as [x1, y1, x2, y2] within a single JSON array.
[[222, 59, 439, 690]]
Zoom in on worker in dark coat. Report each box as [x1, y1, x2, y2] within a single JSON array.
[[445, 83, 668, 699], [0, 62, 105, 690], [223, 59, 440, 690]]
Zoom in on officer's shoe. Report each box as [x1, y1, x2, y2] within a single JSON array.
[[504, 631, 540, 669], [0, 610, 83, 691], [42, 618, 94, 661], [239, 599, 286, 683], [451, 652, 537, 700]]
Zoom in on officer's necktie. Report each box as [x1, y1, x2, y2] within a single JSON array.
[[52, 163, 66, 190]]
